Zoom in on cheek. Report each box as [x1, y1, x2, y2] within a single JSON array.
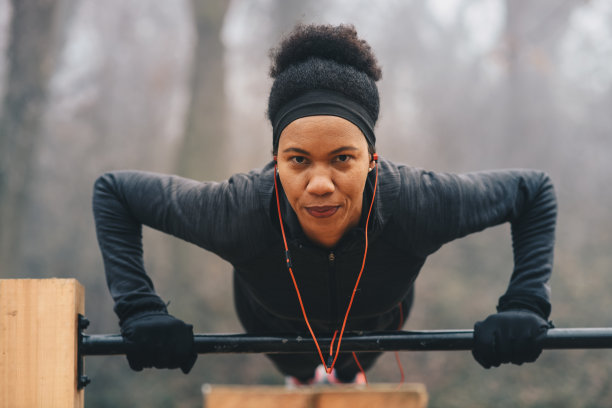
[[278, 171, 304, 204], [336, 169, 369, 199]]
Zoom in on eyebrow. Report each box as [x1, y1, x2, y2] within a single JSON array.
[[281, 146, 360, 155]]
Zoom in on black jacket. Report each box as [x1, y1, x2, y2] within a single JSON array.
[[93, 158, 556, 332]]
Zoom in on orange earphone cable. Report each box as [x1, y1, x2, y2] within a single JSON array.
[[273, 163, 328, 368], [273, 157, 379, 375], [328, 160, 378, 372], [329, 330, 338, 357], [352, 352, 368, 385]]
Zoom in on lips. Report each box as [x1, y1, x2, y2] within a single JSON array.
[[305, 205, 339, 218]]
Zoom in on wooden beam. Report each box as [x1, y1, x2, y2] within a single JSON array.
[[202, 384, 428, 408], [0, 279, 85, 408]]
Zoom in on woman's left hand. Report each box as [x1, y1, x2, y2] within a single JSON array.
[[472, 310, 550, 369]]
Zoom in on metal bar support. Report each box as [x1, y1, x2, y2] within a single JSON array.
[[80, 327, 612, 356]]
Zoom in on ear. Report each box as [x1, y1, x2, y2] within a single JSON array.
[[368, 153, 378, 171]]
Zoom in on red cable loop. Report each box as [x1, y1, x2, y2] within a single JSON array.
[[329, 162, 378, 372], [274, 164, 327, 368], [273, 161, 379, 374]]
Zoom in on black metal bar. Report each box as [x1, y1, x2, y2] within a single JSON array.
[[80, 328, 612, 356]]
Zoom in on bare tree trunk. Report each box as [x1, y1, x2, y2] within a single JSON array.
[[176, 0, 231, 181], [0, 0, 60, 275], [502, 0, 580, 162], [170, 0, 232, 332]]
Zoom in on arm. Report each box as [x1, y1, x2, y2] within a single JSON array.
[[400, 168, 556, 318], [399, 167, 557, 367], [92, 169, 271, 371], [92, 170, 269, 323]]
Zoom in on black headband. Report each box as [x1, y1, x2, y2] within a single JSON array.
[[272, 90, 376, 150]]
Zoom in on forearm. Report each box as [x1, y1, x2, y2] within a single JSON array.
[[93, 172, 168, 322], [499, 172, 557, 319]]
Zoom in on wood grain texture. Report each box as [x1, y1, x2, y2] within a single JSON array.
[[203, 383, 428, 408], [0, 279, 85, 408]]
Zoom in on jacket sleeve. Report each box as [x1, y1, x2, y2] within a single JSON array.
[[399, 168, 557, 319], [92, 170, 269, 324]]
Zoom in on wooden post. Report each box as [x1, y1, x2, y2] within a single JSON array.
[[202, 384, 428, 408], [0, 279, 85, 408]]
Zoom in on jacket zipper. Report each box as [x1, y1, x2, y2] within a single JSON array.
[[328, 251, 339, 327]]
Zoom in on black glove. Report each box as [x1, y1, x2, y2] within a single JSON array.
[[120, 312, 197, 374], [472, 309, 550, 369]]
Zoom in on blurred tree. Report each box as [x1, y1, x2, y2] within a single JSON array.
[[169, 0, 234, 335], [0, 0, 61, 276], [176, 0, 231, 180], [501, 0, 579, 163]]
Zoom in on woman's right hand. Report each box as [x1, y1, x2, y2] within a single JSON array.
[[120, 312, 197, 374]]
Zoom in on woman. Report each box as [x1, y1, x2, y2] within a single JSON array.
[[93, 24, 556, 384]]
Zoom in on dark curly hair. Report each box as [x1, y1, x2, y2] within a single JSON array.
[[269, 24, 381, 81], [267, 24, 382, 146]]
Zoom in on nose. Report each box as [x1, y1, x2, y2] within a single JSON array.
[[306, 168, 335, 196]]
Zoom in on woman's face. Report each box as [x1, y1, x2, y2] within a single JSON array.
[[276, 115, 374, 248]]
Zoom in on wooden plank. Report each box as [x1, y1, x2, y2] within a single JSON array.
[[202, 385, 314, 408], [0, 279, 85, 408], [315, 384, 428, 408], [203, 384, 428, 408]]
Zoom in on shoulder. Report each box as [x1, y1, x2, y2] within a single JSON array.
[[208, 163, 279, 261], [225, 161, 276, 213], [376, 158, 433, 206]]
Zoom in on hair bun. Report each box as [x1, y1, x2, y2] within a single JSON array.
[[269, 24, 382, 81]]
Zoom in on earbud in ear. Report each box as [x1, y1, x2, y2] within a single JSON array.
[[369, 153, 378, 171], [273, 155, 277, 162]]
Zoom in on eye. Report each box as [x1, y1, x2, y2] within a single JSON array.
[[290, 156, 307, 165], [335, 154, 352, 163]]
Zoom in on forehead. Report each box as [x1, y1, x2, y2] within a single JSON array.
[[278, 116, 368, 151]]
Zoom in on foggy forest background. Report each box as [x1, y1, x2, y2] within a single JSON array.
[[1, 0, 612, 406]]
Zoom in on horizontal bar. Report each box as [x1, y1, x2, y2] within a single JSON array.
[[80, 328, 612, 356]]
